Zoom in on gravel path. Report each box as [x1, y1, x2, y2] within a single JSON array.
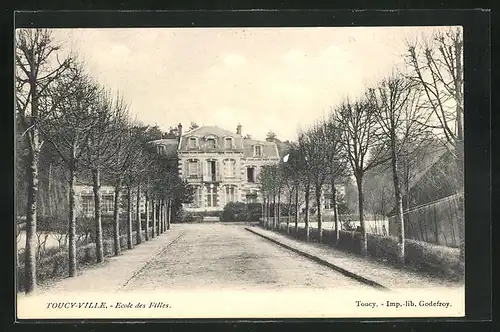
[[123, 223, 369, 291]]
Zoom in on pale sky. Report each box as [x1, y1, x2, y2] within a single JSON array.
[[51, 27, 446, 142]]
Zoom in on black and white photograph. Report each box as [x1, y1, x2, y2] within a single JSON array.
[[15, 23, 467, 319]]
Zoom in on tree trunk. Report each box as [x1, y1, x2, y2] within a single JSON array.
[[331, 179, 340, 246], [266, 197, 270, 228], [126, 186, 133, 249], [287, 188, 293, 234], [24, 145, 39, 293], [167, 199, 171, 230], [272, 194, 277, 230], [304, 180, 310, 242], [390, 139, 405, 265], [315, 183, 323, 243], [159, 200, 163, 234], [294, 184, 299, 234], [92, 168, 104, 263], [144, 191, 149, 241], [68, 163, 77, 277], [136, 184, 142, 245], [162, 200, 166, 232], [262, 197, 266, 226], [151, 200, 156, 238], [47, 163, 52, 217], [277, 187, 281, 228], [355, 172, 367, 256], [113, 180, 122, 255]]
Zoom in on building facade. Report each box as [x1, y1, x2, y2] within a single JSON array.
[[74, 185, 146, 218], [176, 125, 280, 212]]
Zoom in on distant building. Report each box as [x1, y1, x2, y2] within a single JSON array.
[[176, 124, 281, 212], [74, 184, 146, 218]]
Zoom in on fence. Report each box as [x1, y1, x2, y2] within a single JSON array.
[[388, 193, 463, 248], [268, 213, 389, 236]]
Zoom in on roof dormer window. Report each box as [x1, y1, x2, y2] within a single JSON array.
[[254, 145, 262, 157], [224, 137, 234, 149], [188, 137, 197, 149], [206, 138, 216, 149]]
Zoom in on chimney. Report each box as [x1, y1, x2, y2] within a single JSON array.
[[177, 123, 183, 139], [236, 124, 242, 135]]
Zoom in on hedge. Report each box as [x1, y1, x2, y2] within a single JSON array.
[[16, 229, 155, 293], [221, 202, 262, 222], [265, 224, 463, 281]]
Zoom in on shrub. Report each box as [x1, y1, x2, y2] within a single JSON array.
[[405, 239, 463, 281], [221, 202, 247, 222], [367, 234, 400, 264], [246, 203, 263, 221], [178, 211, 221, 223], [221, 202, 262, 222], [178, 211, 203, 223], [336, 230, 362, 254], [263, 220, 463, 281], [16, 230, 148, 293]]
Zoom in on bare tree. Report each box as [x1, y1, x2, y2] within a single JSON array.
[[80, 87, 121, 263], [369, 74, 426, 264], [105, 97, 133, 256], [322, 116, 347, 245], [282, 144, 304, 233], [405, 28, 463, 167], [15, 28, 73, 293], [258, 165, 276, 229], [301, 124, 330, 243], [297, 132, 314, 242], [335, 98, 389, 256], [405, 27, 464, 259], [41, 63, 101, 277]]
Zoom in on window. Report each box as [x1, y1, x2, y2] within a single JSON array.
[[188, 160, 199, 177], [157, 145, 166, 155], [206, 138, 216, 148], [254, 145, 262, 156], [224, 159, 236, 178], [190, 186, 203, 207], [102, 194, 114, 214], [207, 186, 218, 207], [225, 137, 233, 149], [324, 194, 335, 210], [207, 160, 217, 181], [188, 137, 197, 149], [246, 193, 257, 204], [81, 195, 93, 216], [225, 186, 236, 204], [247, 167, 255, 183]]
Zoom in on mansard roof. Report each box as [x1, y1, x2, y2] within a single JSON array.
[[242, 137, 279, 159], [178, 125, 280, 158], [179, 125, 245, 152]]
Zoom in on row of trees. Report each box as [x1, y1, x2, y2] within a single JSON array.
[[259, 27, 464, 264], [16, 29, 193, 294]]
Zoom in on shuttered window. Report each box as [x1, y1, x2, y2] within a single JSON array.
[[188, 160, 199, 177]]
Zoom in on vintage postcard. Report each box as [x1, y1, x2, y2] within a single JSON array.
[[15, 24, 466, 319]]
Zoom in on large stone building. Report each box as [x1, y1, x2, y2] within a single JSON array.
[[73, 123, 345, 218], [176, 124, 280, 212]]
